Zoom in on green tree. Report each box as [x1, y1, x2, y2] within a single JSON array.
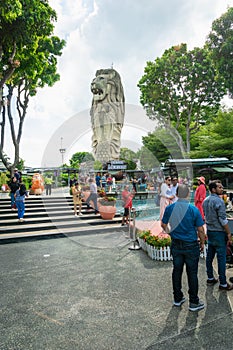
[[0, 0, 65, 175], [190, 108, 233, 159], [69, 152, 94, 168], [138, 44, 226, 156], [120, 147, 137, 170], [142, 127, 184, 164], [206, 7, 233, 96]]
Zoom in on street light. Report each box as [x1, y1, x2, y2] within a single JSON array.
[[59, 137, 66, 165]]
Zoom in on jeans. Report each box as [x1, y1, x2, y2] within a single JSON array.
[[16, 201, 25, 219], [10, 193, 16, 207], [206, 230, 227, 285], [171, 239, 200, 304], [86, 193, 98, 211], [45, 184, 52, 195]]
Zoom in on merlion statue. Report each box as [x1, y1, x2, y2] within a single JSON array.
[[90, 68, 125, 163]]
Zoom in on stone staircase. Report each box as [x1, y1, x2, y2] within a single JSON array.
[[0, 195, 127, 242]]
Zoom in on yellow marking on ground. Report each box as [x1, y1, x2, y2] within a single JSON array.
[[34, 311, 63, 326]]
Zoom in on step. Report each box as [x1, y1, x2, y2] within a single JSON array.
[[0, 223, 128, 242], [0, 196, 124, 241]]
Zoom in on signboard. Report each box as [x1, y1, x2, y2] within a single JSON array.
[[108, 164, 127, 170]]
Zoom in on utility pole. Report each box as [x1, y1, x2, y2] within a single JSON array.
[[59, 137, 66, 165]]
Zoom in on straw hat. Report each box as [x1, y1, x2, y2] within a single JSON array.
[[197, 176, 205, 184]]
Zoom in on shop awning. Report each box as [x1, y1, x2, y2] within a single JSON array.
[[213, 167, 233, 173]]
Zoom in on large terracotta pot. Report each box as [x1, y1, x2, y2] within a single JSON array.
[[82, 191, 90, 202], [98, 205, 116, 220]]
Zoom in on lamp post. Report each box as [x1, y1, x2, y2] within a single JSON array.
[[59, 137, 66, 165]]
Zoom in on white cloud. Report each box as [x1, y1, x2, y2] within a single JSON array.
[[5, 0, 231, 167]]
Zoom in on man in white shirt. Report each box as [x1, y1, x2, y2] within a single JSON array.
[[171, 177, 178, 202]]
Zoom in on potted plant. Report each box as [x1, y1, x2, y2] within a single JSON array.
[[98, 196, 117, 220]]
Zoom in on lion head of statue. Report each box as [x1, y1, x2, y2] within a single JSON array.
[[90, 68, 125, 162], [91, 68, 124, 104]]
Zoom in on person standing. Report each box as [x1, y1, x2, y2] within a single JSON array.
[[161, 184, 205, 312], [44, 176, 53, 195], [86, 178, 99, 214], [95, 173, 101, 188], [171, 176, 178, 202], [13, 168, 20, 183], [121, 185, 134, 226], [9, 176, 19, 210], [15, 183, 28, 222], [159, 176, 174, 220], [194, 176, 206, 220], [72, 182, 83, 216], [203, 180, 233, 290]]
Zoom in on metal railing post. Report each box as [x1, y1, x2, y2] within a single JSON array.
[[128, 207, 141, 250]]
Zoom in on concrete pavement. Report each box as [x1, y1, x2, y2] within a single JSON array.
[[1, 230, 233, 349]]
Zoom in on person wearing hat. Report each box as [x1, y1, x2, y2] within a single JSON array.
[[194, 176, 206, 220]]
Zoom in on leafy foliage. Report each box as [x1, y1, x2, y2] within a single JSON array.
[[190, 108, 233, 159], [138, 43, 226, 155], [206, 7, 233, 96], [69, 152, 94, 168], [0, 0, 65, 174]]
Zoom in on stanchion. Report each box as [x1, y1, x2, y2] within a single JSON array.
[[128, 207, 141, 250]]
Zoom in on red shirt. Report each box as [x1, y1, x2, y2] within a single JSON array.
[[122, 190, 133, 208]]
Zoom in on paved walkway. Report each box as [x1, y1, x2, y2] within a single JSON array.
[[1, 230, 233, 349]]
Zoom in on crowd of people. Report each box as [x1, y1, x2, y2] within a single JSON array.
[[5, 167, 233, 312], [161, 178, 233, 312]]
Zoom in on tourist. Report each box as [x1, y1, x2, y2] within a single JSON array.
[[159, 176, 174, 220], [101, 174, 106, 189], [161, 184, 205, 312], [72, 182, 83, 216], [112, 176, 116, 192], [9, 176, 19, 210], [107, 174, 113, 192], [95, 173, 101, 187], [171, 176, 178, 202], [13, 168, 20, 183], [194, 176, 206, 220], [121, 185, 134, 226], [44, 176, 53, 195], [15, 183, 28, 222], [203, 180, 233, 290], [132, 177, 138, 192], [86, 178, 99, 214]]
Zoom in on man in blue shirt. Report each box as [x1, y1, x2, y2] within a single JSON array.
[[161, 184, 205, 312], [203, 180, 233, 291]]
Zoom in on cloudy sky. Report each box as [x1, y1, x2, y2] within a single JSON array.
[[8, 0, 231, 167]]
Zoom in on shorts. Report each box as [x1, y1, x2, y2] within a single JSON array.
[[123, 207, 130, 216]]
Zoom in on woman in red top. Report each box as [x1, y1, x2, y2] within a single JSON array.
[[194, 176, 206, 220], [121, 185, 134, 225]]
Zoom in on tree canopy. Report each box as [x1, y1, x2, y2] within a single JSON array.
[[138, 43, 226, 156], [206, 7, 233, 96], [190, 108, 233, 159], [0, 0, 65, 174]]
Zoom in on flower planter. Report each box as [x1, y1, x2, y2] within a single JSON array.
[[138, 239, 207, 261], [82, 191, 90, 202], [98, 205, 116, 220], [146, 244, 172, 261]]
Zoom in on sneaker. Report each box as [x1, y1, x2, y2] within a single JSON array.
[[219, 283, 233, 291], [121, 223, 125, 226], [207, 278, 218, 286], [173, 297, 186, 307], [74, 214, 78, 217], [79, 213, 83, 216], [189, 301, 205, 312]]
